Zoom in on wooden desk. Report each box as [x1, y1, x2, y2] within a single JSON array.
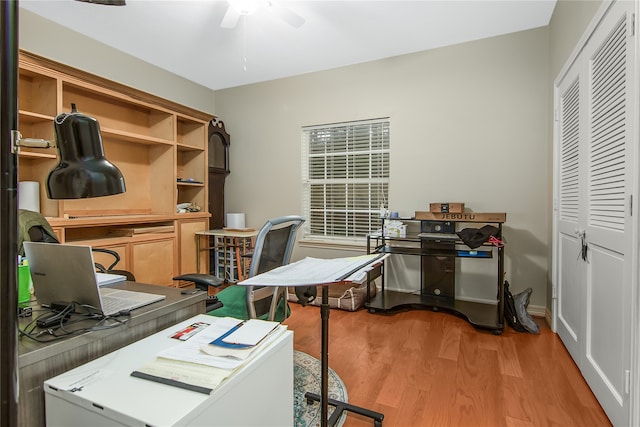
[[17, 282, 206, 427]]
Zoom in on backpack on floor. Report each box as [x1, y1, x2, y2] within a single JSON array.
[[504, 280, 526, 332]]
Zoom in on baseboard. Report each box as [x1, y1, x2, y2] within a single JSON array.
[[383, 287, 546, 318]]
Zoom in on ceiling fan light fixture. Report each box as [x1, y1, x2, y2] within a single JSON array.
[[221, 0, 261, 28], [229, 0, 261, 15], [221, 0, 305, 30], [268, 2, 305, 28]]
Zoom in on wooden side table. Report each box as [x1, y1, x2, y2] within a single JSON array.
[[195, 229, 258, 282]]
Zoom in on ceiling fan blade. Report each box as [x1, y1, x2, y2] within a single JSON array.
[[75, 0, 126, 5], [221, 6, 241, 29], [270, 3, 305, 28]]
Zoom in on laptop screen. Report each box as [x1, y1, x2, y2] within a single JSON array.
[[24, 241, 105, 309], [23, 242, 164, 315]]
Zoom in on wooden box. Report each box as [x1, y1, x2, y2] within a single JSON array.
[[429, 202, 465, 213], [415, 211, 507, 223]]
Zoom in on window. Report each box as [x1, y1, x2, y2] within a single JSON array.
[[301, 118, 390, 243]]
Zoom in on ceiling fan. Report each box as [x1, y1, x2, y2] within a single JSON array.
[[220, 0, 305, 29]]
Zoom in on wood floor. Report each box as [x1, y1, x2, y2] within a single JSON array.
[[283, 303, 612, 427]]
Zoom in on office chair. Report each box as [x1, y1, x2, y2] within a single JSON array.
[[173, 215, 306, 321], [18, 209, 136, 281]]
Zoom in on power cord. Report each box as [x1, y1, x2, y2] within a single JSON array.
[[35, 302, 77, 328], [19, 302, 131, 343]]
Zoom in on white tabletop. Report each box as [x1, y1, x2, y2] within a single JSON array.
[[45, 314, 293, 427], [196, 228, 258, 238]]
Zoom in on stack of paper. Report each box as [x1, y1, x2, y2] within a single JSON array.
[[204, 318, 280, 358], [96, 272, 127, 286], [131, 317, 284, 393], [238, 253, 388, 287]]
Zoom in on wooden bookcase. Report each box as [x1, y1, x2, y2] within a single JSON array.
[[17, 51, 212, 286]]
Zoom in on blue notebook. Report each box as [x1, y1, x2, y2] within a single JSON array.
[[210, 321, 253, 349]]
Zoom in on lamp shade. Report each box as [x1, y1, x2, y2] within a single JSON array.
[[47, 105, 126, 199]]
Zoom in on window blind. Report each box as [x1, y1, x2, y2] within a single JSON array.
[[301, 118, 390, 242]]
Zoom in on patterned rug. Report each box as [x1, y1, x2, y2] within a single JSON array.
[[294, 351, 348, 427]]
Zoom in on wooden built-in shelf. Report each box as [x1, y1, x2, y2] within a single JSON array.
[[17, 50, 213, 286]]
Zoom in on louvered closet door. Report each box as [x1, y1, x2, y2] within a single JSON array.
[[582, 6, 634, 425], [556, 62, 586, 366], [554, 2, 635, 425]]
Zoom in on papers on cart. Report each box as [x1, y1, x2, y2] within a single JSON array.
[[208, 318, 280, 348], [131, 317, 285, 393], [238, 253, 388, 287], [158, 317, 282, 369]]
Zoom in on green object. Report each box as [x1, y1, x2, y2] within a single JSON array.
[[18, 264, 32, 306], [208, 285, 289, 321]]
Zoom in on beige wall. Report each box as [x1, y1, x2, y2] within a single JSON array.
[[18, 1, 609, 314], [549, 0, 605, 79], [19, 9, 217, 115], [214, 27, 551, 310]]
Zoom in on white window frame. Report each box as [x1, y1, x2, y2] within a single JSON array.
[[301, 118, 390, 245]]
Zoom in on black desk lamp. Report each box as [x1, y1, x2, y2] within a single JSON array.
[[1, 2, 125, 426], [47, 103, 126, 199]]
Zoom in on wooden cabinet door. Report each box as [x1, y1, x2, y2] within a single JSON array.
[[179, 219, 208, 275], [131, 238, 176, 286]]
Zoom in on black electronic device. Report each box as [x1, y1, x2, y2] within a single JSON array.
[[36, 311, 71, 328], [36, 301, 75, 328], [206, 295, 223, 311], [421, 220, 455, 234]]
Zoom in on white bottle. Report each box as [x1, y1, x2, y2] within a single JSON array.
[[379, 205, 388, 219]]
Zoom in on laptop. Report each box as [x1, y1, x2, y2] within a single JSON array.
[[23, 242, 165, 316]]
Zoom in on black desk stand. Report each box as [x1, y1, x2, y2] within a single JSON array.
[[304, 285, 384, 427]]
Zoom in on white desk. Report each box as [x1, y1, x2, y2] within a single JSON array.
[[18, 282, 206, 427], [44, 314, 294, 427]]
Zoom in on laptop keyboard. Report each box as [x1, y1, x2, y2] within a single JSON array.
[[101, 297, 135, 315], [99, 288, 164, 315]]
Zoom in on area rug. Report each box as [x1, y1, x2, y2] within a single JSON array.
[[294, 350, 348, 427]]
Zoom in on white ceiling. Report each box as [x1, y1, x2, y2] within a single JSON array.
[[20, 0, 556, 91]]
